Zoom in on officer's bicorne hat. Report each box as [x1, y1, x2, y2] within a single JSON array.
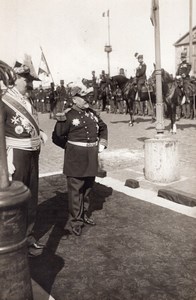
[[14, 56, 40, 82], [71, 85, 93, 98]]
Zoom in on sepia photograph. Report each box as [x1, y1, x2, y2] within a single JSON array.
[[0, 0, 196, 299]]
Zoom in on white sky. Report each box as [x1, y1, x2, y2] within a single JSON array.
[[0, 0, 196, 84]]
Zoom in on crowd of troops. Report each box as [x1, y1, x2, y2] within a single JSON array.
[[31, 52, 196, 120]]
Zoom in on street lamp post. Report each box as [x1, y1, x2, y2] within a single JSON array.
[[104, 10, 112, 76], [189, 0, 193, 65], [144, 0, 180, 183], [0, 62, 33, 300]]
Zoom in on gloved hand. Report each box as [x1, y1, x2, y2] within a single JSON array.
[[40, 131, 48, 145], [7, 148, 15, 176], [98, 144, 105, 153]]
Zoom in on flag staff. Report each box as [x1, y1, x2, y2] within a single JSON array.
[[39, 46, 55, 83], [103, 10, 112, 77]]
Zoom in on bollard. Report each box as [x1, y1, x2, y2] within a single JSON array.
[[0, 181, 33, 300], [144, 136, 180, 183]]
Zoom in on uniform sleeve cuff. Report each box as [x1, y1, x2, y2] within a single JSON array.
[[99, 138, 108, 148]]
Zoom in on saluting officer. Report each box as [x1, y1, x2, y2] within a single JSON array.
[[55, 85, 108, 236]]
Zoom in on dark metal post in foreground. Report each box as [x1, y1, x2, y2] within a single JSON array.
[[0, 66, 33, 299]]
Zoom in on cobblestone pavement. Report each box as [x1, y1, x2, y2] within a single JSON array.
[[39, 112, 196, 195], [33, 112, 196, 299]]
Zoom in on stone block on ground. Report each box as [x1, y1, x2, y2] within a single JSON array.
[[158, 189, 196, 207], [97, 169, 107, 178], [125, 179, 140, 189]]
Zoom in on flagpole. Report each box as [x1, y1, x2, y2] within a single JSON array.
[[107, 10, 111, 46], [104, 10, 112, 77], [40, 46, 55, 83]]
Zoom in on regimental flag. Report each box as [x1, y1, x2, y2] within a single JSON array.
[[150, 0, 157, 26], [102, 10, 110, 17], [38, 51, 50, 77]]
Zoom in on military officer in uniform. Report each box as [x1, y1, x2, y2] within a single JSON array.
[[49, 82, 58, 119], [56, 80, 67, 113], [55, 85, 108, 236], [2, 59, 48, 256], [135, 54, 147, 100], [176, 51, 192, 118], [92, 70, 98, 106]]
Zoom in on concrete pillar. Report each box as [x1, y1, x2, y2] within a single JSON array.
[[144, 136, 180, 183]]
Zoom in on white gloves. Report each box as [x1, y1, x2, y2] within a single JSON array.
[[40, 131, 48, 145], [7, 148, 15, 179], [98, 144, 105, 153]]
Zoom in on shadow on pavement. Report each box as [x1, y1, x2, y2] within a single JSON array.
[[146, 122, 196, 132], [110, 120, 130, 124], [29, 177, 113, 296], [29, 191, 68, 295], [137, 137, 149, 142]]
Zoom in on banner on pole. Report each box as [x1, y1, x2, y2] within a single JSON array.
[[102, 10, 110, 17], [38, 52, 50, 77]]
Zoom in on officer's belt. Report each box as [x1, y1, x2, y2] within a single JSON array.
[[6, 136, 40, 151], [68, 141, 98, 147]]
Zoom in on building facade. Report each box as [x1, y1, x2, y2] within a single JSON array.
[[174, 26, 196, 76]]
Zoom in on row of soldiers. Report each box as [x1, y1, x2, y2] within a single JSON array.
[[30, 51, 195, 119], [30, 80, 73, 118]]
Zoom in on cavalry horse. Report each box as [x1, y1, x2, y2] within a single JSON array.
[[109, 75, 136, 125], [182, 77, 196, 119], [109, 75, 156, 126], [150, 69, 183, 134]]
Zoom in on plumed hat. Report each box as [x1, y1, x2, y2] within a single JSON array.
[[71, 85, 93, 97], [134, 53, 143, 59], [14, 54, 40, 82]]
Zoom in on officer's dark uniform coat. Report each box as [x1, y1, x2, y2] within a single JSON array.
[[56, 106, 108, 177], [176, 61, 191, 79], [136, 62, 147, 84]]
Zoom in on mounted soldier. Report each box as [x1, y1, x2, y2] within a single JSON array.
[[176, 51, 192, 118], [135, 53, 147, 115]]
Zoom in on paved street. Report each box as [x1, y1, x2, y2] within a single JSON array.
[[31, 112, 196, 300], [39, 111, 196, 196]]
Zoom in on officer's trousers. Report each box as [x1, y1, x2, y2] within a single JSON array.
[[66, 176, 95, 229], [12, 148, 39, 245]]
